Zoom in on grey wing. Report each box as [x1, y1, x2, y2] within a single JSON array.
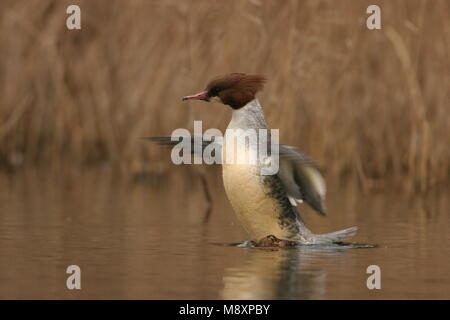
[[277, 145, 327, 216], [145, 135, 223, 163]]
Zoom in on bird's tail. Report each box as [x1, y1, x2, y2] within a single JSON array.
[[311, 226, 358, 244]]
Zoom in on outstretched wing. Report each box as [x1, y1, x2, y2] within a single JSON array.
[[144, 135, 222, 163], [277, 145, 327, 216], [146, 136, 327, 216]]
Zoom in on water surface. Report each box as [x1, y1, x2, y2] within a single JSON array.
[[0, 168, 448, 299]]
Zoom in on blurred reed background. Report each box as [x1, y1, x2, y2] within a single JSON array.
[[0, 0, 448, 192]]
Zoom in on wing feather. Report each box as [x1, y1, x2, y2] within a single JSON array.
[[278, 145, 327, 216]]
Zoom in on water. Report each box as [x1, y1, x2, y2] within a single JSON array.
[[0, 168, 448, 299]]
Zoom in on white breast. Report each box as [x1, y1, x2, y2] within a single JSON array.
[[221, 99, 295, 241], [221, 133, 287, 241]]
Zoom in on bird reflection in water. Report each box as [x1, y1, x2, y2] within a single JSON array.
[[221, 244, 364, 300]]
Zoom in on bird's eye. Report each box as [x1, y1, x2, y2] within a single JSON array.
[[210, 87, 219, 96]]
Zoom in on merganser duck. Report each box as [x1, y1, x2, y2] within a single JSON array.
[[152, 73, 357, 246]]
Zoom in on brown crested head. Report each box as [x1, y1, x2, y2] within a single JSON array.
[[182, 73, 266, 109]]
